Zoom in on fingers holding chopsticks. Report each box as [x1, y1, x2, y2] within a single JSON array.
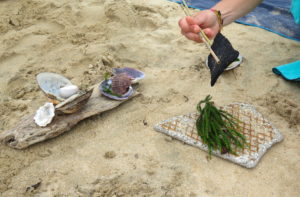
[[179, 10, 221, 43]]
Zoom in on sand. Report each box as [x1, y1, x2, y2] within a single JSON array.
[[0, 0, 299, 196]]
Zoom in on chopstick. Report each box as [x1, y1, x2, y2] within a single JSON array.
[[180, 0, 220, 63]]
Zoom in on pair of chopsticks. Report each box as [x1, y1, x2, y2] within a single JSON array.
[[180, 0, 220, 63]]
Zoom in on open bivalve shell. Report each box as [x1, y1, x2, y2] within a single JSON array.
[[112, 67, 145, 84], [55, 88, 93, 114], [37, 72, 74, 104], [37, 72, 93, 114], [205, 54, 243, 71], [99, 78, 134, 101]]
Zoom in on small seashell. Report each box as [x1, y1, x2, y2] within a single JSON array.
[[99, 79, 134, 101], [59, 85, 79, 99], [37, 72, 73, 104], [34, 102, 55, 127], [205, 54, 243, 71], [55, 88, 93, 114], [111, 73, 132, 95], [113, 67, 145, 83]]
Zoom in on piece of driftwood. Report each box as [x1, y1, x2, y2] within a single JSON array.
[[0, 84, 139, 149]]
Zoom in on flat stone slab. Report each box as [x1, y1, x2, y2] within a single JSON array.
[[154, 103, 283, 168]]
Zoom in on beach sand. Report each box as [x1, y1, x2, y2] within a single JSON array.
[[0, 0, 299, 196]]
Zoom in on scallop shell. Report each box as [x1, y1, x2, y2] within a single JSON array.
[[113, 67, 145, 83], [99, 79, 134, 101], [37, 72, 93, 114], [34, 102, 55, 127], [111, 73, 132, 95]]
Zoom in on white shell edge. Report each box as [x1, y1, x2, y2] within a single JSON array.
[[205, 54, 243, 71], [34, 102, 55, 127]]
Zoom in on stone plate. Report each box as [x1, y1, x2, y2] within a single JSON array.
[[154, 103, 283, 168]]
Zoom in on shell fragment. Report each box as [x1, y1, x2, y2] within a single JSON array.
[[34, 102, 55, 127]]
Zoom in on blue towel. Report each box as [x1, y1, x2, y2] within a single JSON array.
[[272, 60, 300, 81], [291, 0, 300, 24], [170, 0, 300, 41]]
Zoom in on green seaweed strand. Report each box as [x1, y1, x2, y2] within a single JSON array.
[[196, 95, 247, 157]]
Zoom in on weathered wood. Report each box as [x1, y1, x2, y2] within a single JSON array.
[[0, 84, 139, 149]]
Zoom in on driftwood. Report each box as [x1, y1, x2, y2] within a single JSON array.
[[0, 84, 139, 149]]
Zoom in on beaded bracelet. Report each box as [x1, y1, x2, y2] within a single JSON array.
[[210, 9, 223, 31]]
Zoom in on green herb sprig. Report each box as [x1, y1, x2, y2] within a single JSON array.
[[102, 72, 122, 97], [196, 95, 248, 157], [103, 85, 122, 97]]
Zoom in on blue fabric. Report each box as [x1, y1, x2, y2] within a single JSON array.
[[170, 0, 300, 41], [272, 60, 300, 81], [291, 0, 300, 24]]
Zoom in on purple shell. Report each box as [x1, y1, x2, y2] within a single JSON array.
[[111, 73, 132, 95], [112, 67, 145, 82], [99, 79, 134, 101]]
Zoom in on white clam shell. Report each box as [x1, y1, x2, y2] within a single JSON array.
[[205, 54, 243, 71], [37, 72, 73, 102], [59, 85, 79, 99], [34, 102, 55, 127]]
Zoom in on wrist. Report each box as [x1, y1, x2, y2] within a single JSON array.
[[210, 9, 223, 31]]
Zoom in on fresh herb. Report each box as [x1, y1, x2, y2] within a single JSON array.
[[196, 95, 247, 157], [104, 72, 111, 80], [102, 82, 122, 97], [234, 58, 240, 62], [102, 72, 123, 97]]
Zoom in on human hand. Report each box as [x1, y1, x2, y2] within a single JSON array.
[[178, 10, 221, 43]]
